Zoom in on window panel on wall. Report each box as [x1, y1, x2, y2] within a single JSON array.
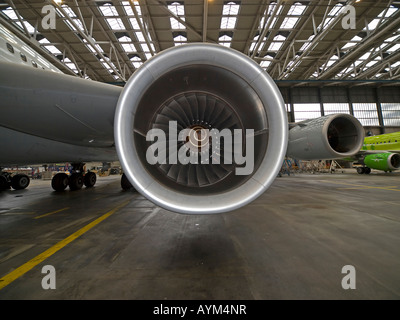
[[293, 103, 321, 122], [352, 103, 379, 126], [323, 103, 350, 115], [381, 103, 400, 127]]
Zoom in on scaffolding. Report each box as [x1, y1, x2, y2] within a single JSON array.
[[279, 158, 342, 176]]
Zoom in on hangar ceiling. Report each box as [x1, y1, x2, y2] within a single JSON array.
[[1, 0, 400, 85]]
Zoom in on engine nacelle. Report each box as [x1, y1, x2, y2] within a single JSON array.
[[287, 114, 365, 160], [114, 44, 288, 214], [364, 153, 400, 172]]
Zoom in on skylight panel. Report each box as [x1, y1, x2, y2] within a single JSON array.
[[126, 1, 144, 30], [173, 34, 187, 46], [327, 3, 343, 17], [170, 18, 185, 30], [106, 18, 125, 30], [299, 34, 315, 51], [99, 3, 118, 17], [318, 3, 343, 31], [290, 3, 307, 16], [268, 34, 285, 51], [359, 52, 371, 60], [130, 18, 140, 29], [220, 17, 237, 29], [2, 7, 36, 34], [1, 7, 18, 20], [341, 35, 362, 50], [219, 33, 232, 47], [223, 2, 240, 15], [387, 44, 400, 52], [58, 4, 84, 31], [83, 38, 104, 54], [220, 1, 241, 30], [63, 58, 78, 72], [122, 1, 134, 16], [280, 17, 299, 29], [365, 60, 378, 68], [268, 41, 284, 51], [141, 43, 150, 51], [365, 19, 380, 31], [168, 2, 186, 30], [391, 61, 400, 68], [15, 21, 36, 34], [61, 4, 77, 18], [260, 61, 271, 68], [99, 57, 117, 73], [219, 34, 232, 41], [119, 37, 136, 53], [135, 31, 145, 42], [130, 55, 143, 69], [39, 38, 62, 55], [280, 1, 307, 28], [378, 6, 398, 18]]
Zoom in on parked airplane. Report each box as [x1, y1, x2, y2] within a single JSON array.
[[352, 131, 400, 174], [0, 24, 366, 214]]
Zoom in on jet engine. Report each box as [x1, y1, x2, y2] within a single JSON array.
[[364, 153, 400, 172], [287, 114, 365, 160], [114, 44, 288, 214]]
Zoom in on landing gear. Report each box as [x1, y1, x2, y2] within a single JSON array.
[[68, 173, 84, 191], [121, 173, 133, 190], [11, 174, 30, 190], [0, 170, 30, 191], [51, 163, 97, 191], [356, 166, 371, 174], [51, 173, 69, 191], [84, 171, 96, 188], [0, 174, 10, 191]]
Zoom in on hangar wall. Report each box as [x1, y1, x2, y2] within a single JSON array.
[[279, 86, 400, 135]]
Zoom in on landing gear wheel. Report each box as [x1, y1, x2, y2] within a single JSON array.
[[52, 173, 69, 191], [69, 173, 84, 191], [364, 167, 371, 174], [0, 175, 9, 191], [84, 172, 97, 188], [121, 173, 133, 190], [356, 167, 365, 174], [11, 174, 30, 190]]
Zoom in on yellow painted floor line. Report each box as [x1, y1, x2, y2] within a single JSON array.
[[0, 200, 130, 291], [34, 207, 70, 219]]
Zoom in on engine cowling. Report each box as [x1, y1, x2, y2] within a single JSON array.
[[114, 44, 288, 214], [364, 153, 400, 171], [287, 114, 365, 160]]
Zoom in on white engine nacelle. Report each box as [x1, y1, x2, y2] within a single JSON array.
[[287, 114, 365, 160]]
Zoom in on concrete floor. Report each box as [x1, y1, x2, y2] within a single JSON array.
[[0, 170, 400, 300]]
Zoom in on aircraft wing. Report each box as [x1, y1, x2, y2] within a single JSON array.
[[0, 61, 122, 166]]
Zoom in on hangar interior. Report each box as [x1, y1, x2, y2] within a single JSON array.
[[1, 0, 400, 300], [1, 0, 400, 132]]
